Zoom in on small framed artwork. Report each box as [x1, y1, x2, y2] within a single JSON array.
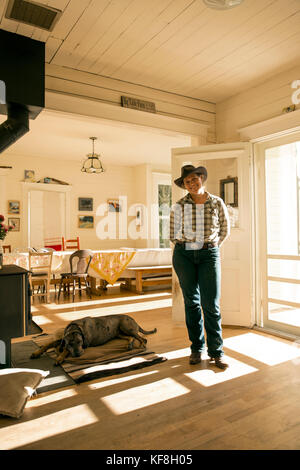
[[108, 199, 122, 212], [136, 205, 143, 226], [8, 217, 20, 231], [8, 200, 20, 214], [24, 169, 35, 182], [78, 215, 94, 229], [78, 197, 93, 211]]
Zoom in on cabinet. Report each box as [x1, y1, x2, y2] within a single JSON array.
[[0, 265, 30, 368]]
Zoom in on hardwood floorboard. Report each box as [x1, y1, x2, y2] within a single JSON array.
[[1, 286, 300, 450]]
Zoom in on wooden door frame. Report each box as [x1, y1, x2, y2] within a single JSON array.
[[254, 132, 300, 338]]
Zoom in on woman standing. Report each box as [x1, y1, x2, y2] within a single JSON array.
[[170, 165, 230, 369]]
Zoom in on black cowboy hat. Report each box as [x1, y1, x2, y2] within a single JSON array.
[[174, 165, 208, 188]]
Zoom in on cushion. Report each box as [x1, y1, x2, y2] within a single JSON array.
[[0, 368, 49, 418], [119, 247, 172, 267]]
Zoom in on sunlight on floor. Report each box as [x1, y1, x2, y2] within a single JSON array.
[[0, 404, 98, 450], [40, 375, 73, 387], [30, 305, 39, 313], [88, 370, 158, 390], [44, 292, 171, 310], [161, 347, 190, 360], [101, 378, 190, 415], [224, 332, 300, 366], [31, 315, 53, 325], [185, 355, 258, 387], [269, 309, 300, 327], [26, 388, 78, 408], [55, 298, 172, 321]]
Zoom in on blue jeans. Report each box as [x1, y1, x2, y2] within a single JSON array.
[[172, 243, 224, 358]]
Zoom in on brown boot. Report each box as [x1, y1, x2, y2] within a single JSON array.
[[189, 352, 202, 365], [210, 356, 229, 370]]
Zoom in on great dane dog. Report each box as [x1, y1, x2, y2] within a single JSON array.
[[31, 315, 157, 365]]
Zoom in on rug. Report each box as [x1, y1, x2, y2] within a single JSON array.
[[11, 340, 76, 394], [31, 333, 167, 384], [27, 319, 43, 335]]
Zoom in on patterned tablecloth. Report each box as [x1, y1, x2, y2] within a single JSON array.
[[3, 250, 136, 285], [88, 251, 135, 285]]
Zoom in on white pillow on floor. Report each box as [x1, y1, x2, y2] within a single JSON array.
[[0, 368, 49, 418]]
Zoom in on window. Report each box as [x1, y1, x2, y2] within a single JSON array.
[[152, 173, 171, 248], [158, 184, 171, 248]]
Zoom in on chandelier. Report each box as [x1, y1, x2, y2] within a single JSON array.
[[203, 0, 244, 10], [81, 137, 105, 174]]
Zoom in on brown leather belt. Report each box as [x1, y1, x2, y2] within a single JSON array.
[[176, 241, 218, 249]]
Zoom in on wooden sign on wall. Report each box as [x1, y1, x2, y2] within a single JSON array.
[[121, 96, 156, 113]]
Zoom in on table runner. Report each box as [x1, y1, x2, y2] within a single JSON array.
[[88, 251, 135, 284]]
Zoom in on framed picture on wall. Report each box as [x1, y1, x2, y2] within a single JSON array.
[[78, 197, 93, 211], [78, 215, 94, 229], [24, 170, 35, 182], [136, 205, 143, 226], [8, 217, 20, 231], [107, 199, 122, 212], [8, 200, 20, 214]]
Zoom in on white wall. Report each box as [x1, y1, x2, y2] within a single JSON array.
[[46, 64, 216, 143], [216, 64, 300, 142], [2, 153, 145, 250]]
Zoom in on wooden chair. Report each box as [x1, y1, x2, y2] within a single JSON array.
[[62, 236, 80, 251], [42, 247, 58, 293], [29, 251, 53, 303], [58, 249, 93, 302], [3, 245, 11, 253]]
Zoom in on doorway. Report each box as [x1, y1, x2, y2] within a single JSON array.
[[21, 182, 71, 249], [171, 142, 253, 326], [255, 135, 300, 337]]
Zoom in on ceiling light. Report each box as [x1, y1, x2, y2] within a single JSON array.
[[81, 137, 105, 174], [203, 0, 245, 10]]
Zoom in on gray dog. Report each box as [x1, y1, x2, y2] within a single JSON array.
[[31, 315, 157, 364]]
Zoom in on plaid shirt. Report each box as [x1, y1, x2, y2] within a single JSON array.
[[169, 192, 230, 246]]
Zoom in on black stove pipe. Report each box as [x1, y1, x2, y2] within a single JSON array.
[[0, 102, 29, 153]]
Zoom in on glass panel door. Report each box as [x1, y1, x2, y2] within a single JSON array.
[[263, 140, 300, 335]]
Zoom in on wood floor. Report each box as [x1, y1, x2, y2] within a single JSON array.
[[1, 285, 300, 450]]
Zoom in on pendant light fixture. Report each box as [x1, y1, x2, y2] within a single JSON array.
[[203, 0, 244, 10], [81, 136, 105, 174]]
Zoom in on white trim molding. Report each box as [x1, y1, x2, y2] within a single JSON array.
[[238, 108, 300, 142], [45, 90, 210, 139]]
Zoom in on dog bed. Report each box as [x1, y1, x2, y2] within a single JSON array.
[[33, 333, 167, 384]]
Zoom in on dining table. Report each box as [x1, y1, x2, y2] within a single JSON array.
[[3, 249, 136, 296]]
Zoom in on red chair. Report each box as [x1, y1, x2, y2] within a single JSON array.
[[44, 238, 63, 251], [3, 245, 11, 253], [62, 236, 80, 251]]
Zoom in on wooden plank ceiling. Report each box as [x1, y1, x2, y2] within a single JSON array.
[[1, 0, 300, 103]]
